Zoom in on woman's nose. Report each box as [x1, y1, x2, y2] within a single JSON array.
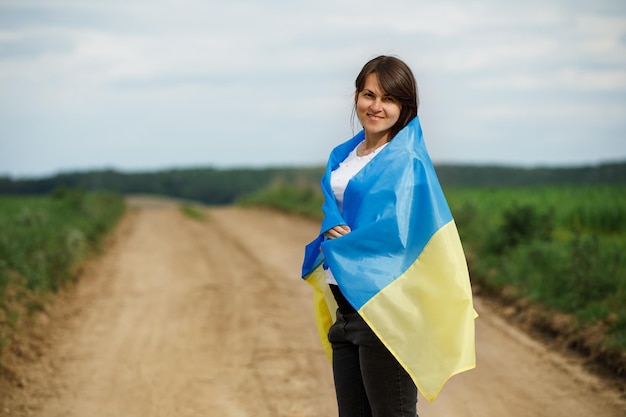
[[370, 99, 383, 111]]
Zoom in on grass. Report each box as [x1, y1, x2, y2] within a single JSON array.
[[179, 204, 207, 221], [237, 182, 324, 219], [446, 186, 626, 355], [0, 189, 125, 351]]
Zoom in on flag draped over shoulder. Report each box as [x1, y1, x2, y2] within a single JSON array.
[[301, 116, 476, 402]]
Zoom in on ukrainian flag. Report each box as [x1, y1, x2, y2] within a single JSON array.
[[302, 116, 476, 402]]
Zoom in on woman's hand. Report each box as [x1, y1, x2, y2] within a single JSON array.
[[324, 225, 352, 240]]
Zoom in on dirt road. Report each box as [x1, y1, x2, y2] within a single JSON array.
[[1, 198, 625, 416]]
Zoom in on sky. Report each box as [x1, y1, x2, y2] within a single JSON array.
[[1, 0, 625, 178]]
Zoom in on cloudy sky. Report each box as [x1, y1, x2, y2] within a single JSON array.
[[1, 0, 625, 178]]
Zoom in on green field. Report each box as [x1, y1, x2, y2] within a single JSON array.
[[0, 189, 125, 349], [240, 184, 626, 357], [446, 186, 626, 349]]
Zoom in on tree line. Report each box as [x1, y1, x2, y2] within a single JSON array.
[[1, 161, 624, 205]]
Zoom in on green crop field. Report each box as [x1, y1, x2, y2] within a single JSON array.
[[0, 189, 125, 350], [446, 186, 626, 348]]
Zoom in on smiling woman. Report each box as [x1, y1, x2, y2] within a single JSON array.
[[302, 55, 476, 417]]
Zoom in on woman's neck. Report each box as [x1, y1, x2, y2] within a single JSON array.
[[358, 134, 389, 156]]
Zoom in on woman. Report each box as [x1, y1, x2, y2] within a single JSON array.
[[301, 56, 476, 417]]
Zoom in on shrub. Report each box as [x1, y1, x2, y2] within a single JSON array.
[[487, 203, 554, 254]]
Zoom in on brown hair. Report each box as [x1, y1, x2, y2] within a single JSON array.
[[354, 55, 419, 140]]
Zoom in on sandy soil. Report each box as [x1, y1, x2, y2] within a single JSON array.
[[1, 197, 625, 416]]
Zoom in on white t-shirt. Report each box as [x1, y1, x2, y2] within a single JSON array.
[[325, 140, 388, 284]]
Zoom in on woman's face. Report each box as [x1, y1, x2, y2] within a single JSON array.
[[355, 73, 402, 142]]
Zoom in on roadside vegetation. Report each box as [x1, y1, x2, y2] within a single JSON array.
[[179, 203, 207, 221], [0, 189, 125, 352], [446, 186, 626, 368], [238, 183, 626, 376], [238, 182, 324, 219]]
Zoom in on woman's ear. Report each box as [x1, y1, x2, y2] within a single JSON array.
[[354, 90, 359, 104]]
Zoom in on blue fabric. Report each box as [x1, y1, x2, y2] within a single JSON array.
[[301, 116, 452, 310]]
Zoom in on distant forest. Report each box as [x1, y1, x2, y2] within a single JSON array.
[[1, 161, 625, 205]]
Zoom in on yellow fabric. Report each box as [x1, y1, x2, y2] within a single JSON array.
[[358, 220, 476, 402], [304, 265, 337, 363]]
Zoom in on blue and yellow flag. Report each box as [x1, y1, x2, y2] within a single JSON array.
[[302, 116, 476, 402]]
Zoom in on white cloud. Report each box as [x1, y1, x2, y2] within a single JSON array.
[[471, 68, 626, 92]]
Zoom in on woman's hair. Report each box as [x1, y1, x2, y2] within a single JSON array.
[[354, 55, 419, 140]]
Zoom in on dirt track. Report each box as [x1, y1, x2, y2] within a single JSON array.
[[1, 197, 625, 416]]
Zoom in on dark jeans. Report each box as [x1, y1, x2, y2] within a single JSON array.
[[328, 309, 418, 417]]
